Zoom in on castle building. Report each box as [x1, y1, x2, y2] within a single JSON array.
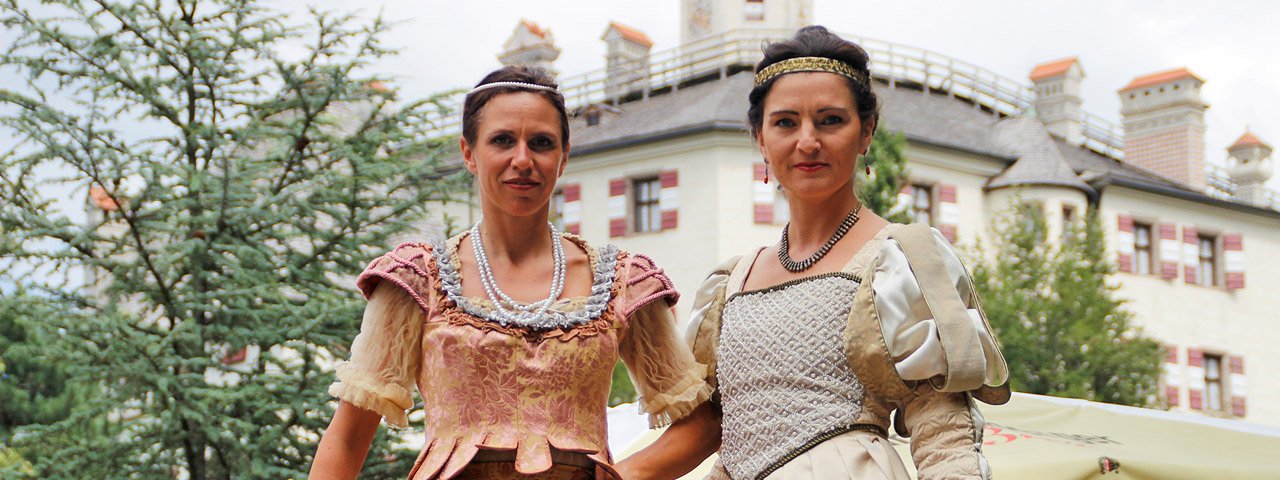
[[417, 2, 1279, 426]]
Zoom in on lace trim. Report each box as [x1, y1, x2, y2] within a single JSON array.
[[328, 362, 413, 428], [640, 364, 715, 428], [431, 233, 625, 340]]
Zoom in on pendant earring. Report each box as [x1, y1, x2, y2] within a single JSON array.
[[764, 164, 770, 184]]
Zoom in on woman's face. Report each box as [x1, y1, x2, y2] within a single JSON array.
[[757, 72, 874, 202], [461, 92, 569, 220]]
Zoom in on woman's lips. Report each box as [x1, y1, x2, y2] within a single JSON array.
[[504, 178, 540, 190], [793, 162, 828, 172]]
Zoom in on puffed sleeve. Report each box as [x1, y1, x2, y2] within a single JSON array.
[[683, 256, 739, 395], [617, 254, 714, 428], [327, 244, 433, 428], [865, 225, 1004, 479], [871, 227, 1008, 393]]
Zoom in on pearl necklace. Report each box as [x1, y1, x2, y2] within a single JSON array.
[[469, 221, 566, 325], [778, 204, 862, 272]]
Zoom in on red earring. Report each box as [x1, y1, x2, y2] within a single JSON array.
[[764, 164, 770, 184]]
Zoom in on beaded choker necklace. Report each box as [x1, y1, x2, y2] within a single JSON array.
[[778, 204, 862, 272]]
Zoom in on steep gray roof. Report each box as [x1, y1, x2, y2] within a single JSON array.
[[569, 72, 1017, 160], [987, 115, 1095, 194]]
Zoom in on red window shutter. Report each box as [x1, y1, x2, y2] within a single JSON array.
[[1182, 226, 1198, 284], [936, 184, 958, 242], [1230, 355, 1247, 417], [1223, 234, 1244, 290], [1116, 215, 1134, 273], [609, 178, 627, 196], [753, 162, 768, 182], [1158, 223, 1178, 280], [938, 184, 957, 203], [1187, 348, 1204, 367], [659, 169, 678, 188], [608, 178, 627, 238], [1164, 344, 1181, 407], [1189, 389, 1204, 410], [562, 184, 581, 202], [659, 169, 678, 230], [937, 224, 957, 243], [754, 204, 774, 224]]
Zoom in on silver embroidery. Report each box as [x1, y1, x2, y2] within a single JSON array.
[[432, 237, 619, 330], [717, 274, 867, 480]]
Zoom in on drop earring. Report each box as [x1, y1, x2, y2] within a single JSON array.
[[764, 164, 770, 184]]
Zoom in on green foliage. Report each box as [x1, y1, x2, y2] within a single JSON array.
[[0, 1, 465, 478], [856, 129, 912, 223], [609, 360, 638, 407], [971, 200, 1162, 407], [0, 292, 82, 436]]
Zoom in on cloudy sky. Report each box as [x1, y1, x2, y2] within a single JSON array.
[[3, 0, 1278, 209], [280, 0, 1279, 175]]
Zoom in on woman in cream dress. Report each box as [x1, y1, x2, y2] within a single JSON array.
[[618, 26, 1009, 480]]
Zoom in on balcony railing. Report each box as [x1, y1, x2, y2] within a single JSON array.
[[419, 28, 1127, 155]]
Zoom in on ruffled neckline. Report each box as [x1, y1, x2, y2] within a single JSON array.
[[432, 231, 620, 331]]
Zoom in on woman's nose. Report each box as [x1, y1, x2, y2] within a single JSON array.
[[511, 142, 534, 170], [797, 125, 821, 155]]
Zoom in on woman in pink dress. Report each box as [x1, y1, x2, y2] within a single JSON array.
[[310, 66, 711, 480]]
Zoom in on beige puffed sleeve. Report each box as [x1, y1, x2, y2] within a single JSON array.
[[617, 254, 713, 428], [328, 284, 423, 428], [327, 244, 434, 428]]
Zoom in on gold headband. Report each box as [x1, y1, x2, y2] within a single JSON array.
[[753, 57, 868, 88]]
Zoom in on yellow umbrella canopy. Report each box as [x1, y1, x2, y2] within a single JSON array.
[[617, 393, 1280, 479]]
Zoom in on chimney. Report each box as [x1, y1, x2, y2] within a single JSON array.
[[602, 22, 653, 102], [1119, 67, 1209, 189], [1029, 57, 1085, 146], [1226, 130, 1274, 208], [499, 20, 561, 78]]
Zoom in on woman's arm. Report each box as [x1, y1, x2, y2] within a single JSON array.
[[309, 401, 383, 480], [616, 401, 721, 480]]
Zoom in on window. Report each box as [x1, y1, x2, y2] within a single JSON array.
[[774, 185, 790, 225], [1198, 236, 1217, 287], [1133, 223, 1153, 275], [633, 177, 662, 233], [1061, 205, 1076, 241], [1205, 354, 1225, 412], [551, 189, 566, 230], [911, 184, 933, 225], [744, 0, 764, 21]]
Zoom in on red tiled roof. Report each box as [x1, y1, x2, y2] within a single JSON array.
[[1029, 57, 1079, 81], [1120, 67, 1202, 92], [1229, 130, 1270, 150], [89, 186, 120, 211], [521, 19, 547, 39], [606, 21, 653, 47]]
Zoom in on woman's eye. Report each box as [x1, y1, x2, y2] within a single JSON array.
[[529, 136, 555, 150], [774, 118, 796, 128], [491, 134, 515, 146], [821, 115, 845, 125]]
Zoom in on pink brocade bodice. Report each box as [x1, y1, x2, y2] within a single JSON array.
[[334, 235, 701, 479]]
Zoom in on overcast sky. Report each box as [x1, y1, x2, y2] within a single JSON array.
[[3, 0, 1279, 215]]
